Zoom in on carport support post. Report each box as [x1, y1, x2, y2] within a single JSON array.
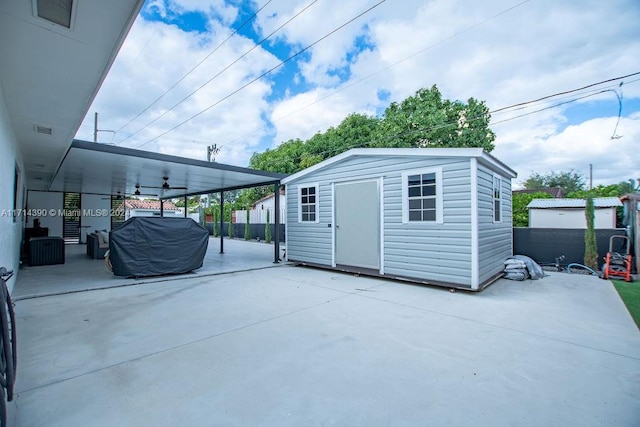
[[273, 182, 280, 263], [184, 195, 188, 218], [219, 191, 224, 254]]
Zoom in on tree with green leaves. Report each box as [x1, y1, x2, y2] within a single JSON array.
[[265, 209, 272, 243], [584, 196, 598, 270], [249, 85, 495, 177], [244, 207, 251, 240], [512, 191, 553, 227], [249, 139, 308, 174], [374, 85, 495, 151], [212, 208, 218, 237], [523, 170, 586, 194]]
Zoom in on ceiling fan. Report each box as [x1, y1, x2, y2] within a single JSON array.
[[100, 187, 157, 199], [132, 185, 158, 197], [141, 176, 187, 191]]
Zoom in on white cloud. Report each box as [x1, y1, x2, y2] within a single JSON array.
[[270, 88, 362, 145], [76, 13, 279, 165], [494, 112, 640, 188], [77, 0, 640, 186]]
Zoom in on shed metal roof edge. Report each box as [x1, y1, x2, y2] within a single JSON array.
[[281, 148, 516, 184], [68, 139, 287, 179]]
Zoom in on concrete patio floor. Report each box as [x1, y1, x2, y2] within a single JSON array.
[[9, 252, 640, 426], [14, 237, 282, 299]]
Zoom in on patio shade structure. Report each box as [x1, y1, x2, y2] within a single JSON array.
[[49, 139, 286, 262]]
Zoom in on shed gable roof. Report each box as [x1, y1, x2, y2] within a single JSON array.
[[527, 197, 622, 209], [281, 148, 516, 184]]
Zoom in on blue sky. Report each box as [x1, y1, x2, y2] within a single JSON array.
[[76, 0, 640, 187]]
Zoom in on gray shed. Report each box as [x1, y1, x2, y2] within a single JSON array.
[[281, 148, 517, 290]]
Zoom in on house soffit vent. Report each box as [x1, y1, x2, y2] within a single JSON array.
[[33, 0, 75, 30], [34, 124, 53, 135]]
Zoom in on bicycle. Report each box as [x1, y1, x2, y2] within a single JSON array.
[[539, 255, 599, 276], [0, 267, 17, 427]]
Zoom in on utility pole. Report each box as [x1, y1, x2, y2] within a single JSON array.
[[589, 163, 593, 190], [207, 144, 221, 162], [93, 112, 115, 143], [94, 112, 98, 142], [206, 144, 221, 208]]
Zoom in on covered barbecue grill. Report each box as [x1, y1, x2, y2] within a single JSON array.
[[109, 217, 209, 278]]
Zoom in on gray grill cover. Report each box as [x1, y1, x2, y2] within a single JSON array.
[[109, 217, 208, 277]]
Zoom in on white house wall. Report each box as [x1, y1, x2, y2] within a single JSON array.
[[254, 194, 285, 211], [126, 209, 184, 219], [286, 155, 476, 287], [26, 191, 64, 236], [80, 194, 111, 239], [530, 208, 617, 229], [0, 83, 25, 293], [235, 209, 286, 224], [476, 164, 513, 286]]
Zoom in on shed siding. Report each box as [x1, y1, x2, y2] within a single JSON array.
[[286, 155, 474, 286], [286, 182, 333, 266], [384, 159, 473, 286], [477, 165, 513, 284]]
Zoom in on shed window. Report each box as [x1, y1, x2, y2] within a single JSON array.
[[493, 175, 502, 222], [299, 185, 318, 223], [402, 168, 443, 224]]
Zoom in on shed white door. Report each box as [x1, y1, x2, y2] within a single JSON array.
[[334, 180, 380, 270]]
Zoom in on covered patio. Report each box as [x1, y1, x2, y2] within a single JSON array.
[[35, 138, 287, 264], [14, 238, 283, 300]]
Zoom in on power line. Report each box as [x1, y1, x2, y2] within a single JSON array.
[[117, 0, 319, 146], [491, 71, 640, 113], [77, 123, 222, 147], [219, 0, 534, 149], [490, 89, 619, 125], [101, 21, 160, 107], [245, 76, 640, 169], [134, 0, 388, 149], [115, 0, 274, 137]]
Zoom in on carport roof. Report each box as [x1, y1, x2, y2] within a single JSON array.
[[48, 139, 286, 198]]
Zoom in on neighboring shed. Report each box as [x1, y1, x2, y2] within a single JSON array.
[[281, 148, 517, 291], [527, 197, 621, 229]]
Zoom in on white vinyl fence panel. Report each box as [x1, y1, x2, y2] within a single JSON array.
[[234, 208, 286, 224]]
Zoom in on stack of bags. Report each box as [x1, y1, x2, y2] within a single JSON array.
[[503, 255, 545, 281]]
